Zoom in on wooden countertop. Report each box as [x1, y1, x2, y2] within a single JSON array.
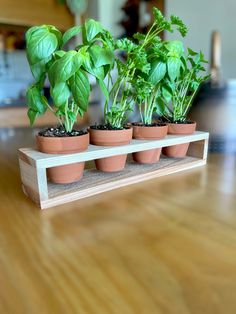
[[0, 128, 236, 314]]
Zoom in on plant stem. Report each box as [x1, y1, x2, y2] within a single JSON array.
[[64, 100, 71, 132], [183, 88, 198, 117], [46, 103, 63, 126]]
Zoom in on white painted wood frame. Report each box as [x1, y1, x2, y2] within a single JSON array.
[[18, 131, 209, 209]]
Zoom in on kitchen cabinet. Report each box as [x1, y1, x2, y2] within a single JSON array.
[[0, 107, 89, 128], [0, 0, 74, 30]]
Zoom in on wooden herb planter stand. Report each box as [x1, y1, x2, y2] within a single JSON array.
[[18, 131, 209, 209]]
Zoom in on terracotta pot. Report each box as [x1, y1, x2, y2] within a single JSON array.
[[162, 122, 196, 158], [36, 133, 89, 184], [89, 127, 133, 172], [132, 124, 168, 164]]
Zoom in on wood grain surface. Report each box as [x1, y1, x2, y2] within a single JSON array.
[[0, 128, 236, 314]]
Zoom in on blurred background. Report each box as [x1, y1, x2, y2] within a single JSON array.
[[0, 0, 235, 152]]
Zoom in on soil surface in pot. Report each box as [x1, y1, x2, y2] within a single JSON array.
[[132, 122, 167, 127], [90, 124, 129, 131], [38, 126, 87, 137], [160, 120, 195, 125]]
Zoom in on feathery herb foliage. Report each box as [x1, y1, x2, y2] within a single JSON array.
[[102, 7, 189, 128]]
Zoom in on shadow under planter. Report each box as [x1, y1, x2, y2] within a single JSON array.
[[89, 127, 133, 172], [36, 133, 89, 184]]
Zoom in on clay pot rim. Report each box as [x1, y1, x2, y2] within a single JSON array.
[[89, 127, 132, 133], [36, 132, 89, 140], [132, 123, 167, 128], [167, 121, 196, 126]]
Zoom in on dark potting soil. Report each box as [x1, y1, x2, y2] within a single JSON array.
[[38, 126, 88, 137], [90, 124, 128, 131], [170, 120, 195, 124], [132, 122, 167, 127], [159, 119, 195, 125]]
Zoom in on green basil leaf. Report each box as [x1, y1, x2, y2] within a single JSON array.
[[26, 86, 47, 116], [30, 57, 50, 82], [26, 26, 46, 43], [103, 64, 112, 77], [77, 107, 85, 117], [27, 109, 38, 126], [47, 25, 62, 45], [54, 50, 66, 59], [48, 59, 58, 86], [62, 26, 82, 47], [69, 69, 90, 112], [26, 26, 59, 64], [55, 51, 77, 82], [84, 19, 103, 42], [148, 61, 166, 85], [51, 82, 71, 107], [89, 45, 114, 67], [82, 56, 105, 80], [162, 86, 172, 103], [187, 47, 198, 56], [166, 40, 184, 57], [190, 81, 200, 91], [68, 111, 77, 122], [154, 97, 165, 116], [155, 97, 172, 118], [97, 79, 109, 102], [49, 51, 83, 85], [167, 57, 181, 81]]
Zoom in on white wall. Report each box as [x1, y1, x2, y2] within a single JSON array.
[[166, 0, 236, 80], [99, 0, 126, 37], [86, 0, 126, 38]]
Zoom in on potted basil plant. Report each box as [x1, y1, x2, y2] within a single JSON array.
[[89, 37, 135, 173], [132, 10, 188, 164], [90, 8, 187, 171], [158, 45, 209, 157], [26, 21, 114, 183]]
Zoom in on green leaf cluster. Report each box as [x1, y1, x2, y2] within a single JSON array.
[[158, 48, 209, 122], [129, 9, 208, 125], [26, 19, 115, 132], [26, 7, 209, 131], [102, 6, 193, 128]]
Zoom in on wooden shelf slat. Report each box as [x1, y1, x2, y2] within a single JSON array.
[[19, 131, 209, 168]]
